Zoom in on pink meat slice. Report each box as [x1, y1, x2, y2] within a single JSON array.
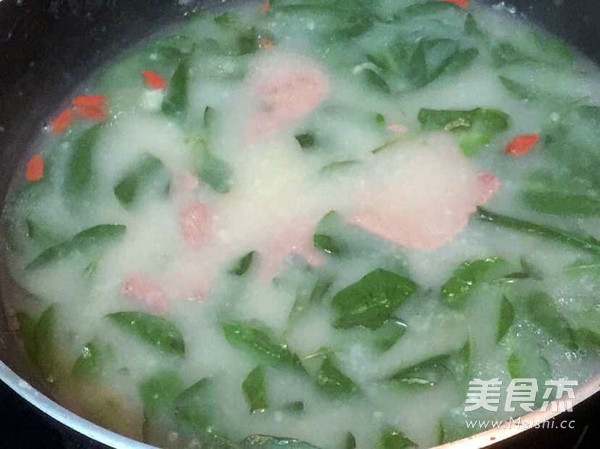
[[180, 202, 211, 251], [246, 57, 330, 138], [349, 137, 501, 251], [121, 272, 168, 314]]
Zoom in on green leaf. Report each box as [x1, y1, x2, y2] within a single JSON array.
[[230, 251, 256, 276], [221, 322, 301, 368], [312, 211, 349, 256], [237, 28, 260, 55], [380, 428, 417, 449], [496, 296, 515, 343], [345, 432, 357, 449], [417, 108, 509, 156], [408, 38, 459, 88], [521, 292, 577, 351], [313, 234, 344, 256], [522, 190, 600, 216], [287, 271, 335, 330], [387, 353, 451, 388], [315, 356, 359, 398], [442, 48, 479, 76], [440, 257, 508, 309], [574, 328, 600, 349], [507, 350, 551, 386], [174, 378, 216, 433], [492, 33, 573, 68], [27, 224, 126, 270], [203, 106, 217, 131], [319, 161, 360, 176], [139, 370, 184, 417], [242, 366, 269, 413], [34, 305, 58, 381], [162, 57, 190, 117], [332, 269, 417, 330], [542, 105, 600, 189], [398, 1, 463, 21], [280, 401, 304, 415], [373, 318, 407, 352], [308, 273, 334, 304], [295, 133, 316, 149], [492, 257, 542, 284], [565, 259, 600, 278], [240, 435, 320, 448], [25, 220, 62, 249], [107, 312, 185, 356], [197, 149, 233, 194], [64, 125, 103, 201], [16, 312, 38, 364], [464, 13, 483, 37], [361, 68, 391, 94], [114, 154, 170, 208], [72, 339, 104, 380], [214, 12, 241, 28], [476, 207, 600, 256], [499, 75, 536, 101]]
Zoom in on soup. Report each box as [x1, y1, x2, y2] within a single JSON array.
[[2, 0, 600, 448]]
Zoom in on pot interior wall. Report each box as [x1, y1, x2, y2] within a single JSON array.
[[1, 0, 600, 445]]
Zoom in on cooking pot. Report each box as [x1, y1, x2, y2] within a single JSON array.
[[1, 1, 599, 448]]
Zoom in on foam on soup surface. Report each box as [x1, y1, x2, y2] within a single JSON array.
[[2, 0, 600, 447]]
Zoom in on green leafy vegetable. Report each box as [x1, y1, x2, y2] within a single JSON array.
[[499, 75, 536, 101], [521, 292, 577, 351], [574, 328, 600, 349], [492, 257, 542, 284], [107, 312, 185, 356], [332, 269, 417, 330], [319, 161, 360, 176], [162, 57, 190, 117], [237, 28, 260, 55], [408, 38, 460, 88], [521, 171, 600, 217], [230, 251, 256, 276], [221, 322, 301, 369], [418, 108, 509, 156], [440, 257, 507, 309], [114, 154, 170, 208], [27, 224, 126, 270], [315, 356, 359, 398], [476, 207, 600, 256], [387, 353, 451, 388], [380, 428, 417, 449], [140, 370, 184, 417], [174, 378, 216, 434], [345, 432, 357, 449], [542, 105, 600, 189], [240, 435, 320, 449], [373, 318, 408, 352], [197, 148, 233, 194], [242, 366, 269, 413], [64, 125, 103, 201], [464, 13, 483, 37], [496, 296, 515, 343], [16, 312, 38, 364], [34, 305, 58, 380], [280, 401, 305, 415], [295, 133, 316, 149], [361, 68, 391, 94], [312, 211, 349, 256], [72, 339, 105, 380]]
